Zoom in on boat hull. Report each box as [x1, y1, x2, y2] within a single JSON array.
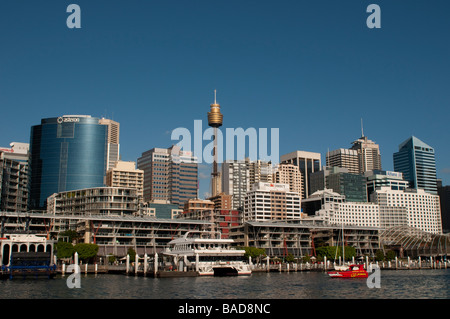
[[327, 264, 368, 278]]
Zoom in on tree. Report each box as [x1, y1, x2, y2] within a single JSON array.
[[238, 247, 266, 260], [386, 250, 396, 261], [127, 247, 136, 262], [74, 243, 99, 263], [285, 253, 295, 263], [56, 241, 75, 259], [375, 250, 385, 262]]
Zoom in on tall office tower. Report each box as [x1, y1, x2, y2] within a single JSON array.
[[326, 149, 360, 174], [437, 179, 450, 233], [29, 115, 109, 210], [365, 170, 409, 200], [273, 163, 303, 197], [137, 145, 198, 208], [280, 150, 321, 199], [98, 118, 120, 171], [207, 90, 223, 197], [350, 135, 382, 173], [106, 160, 144, 202], [0, 142, 29, 212], [246, 158, 273, 186], [309, 167, 367, 202], [221, 159, 250, 210], [393, 136, 437, 194]]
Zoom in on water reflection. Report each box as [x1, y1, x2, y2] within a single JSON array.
[[0, 269, 448, 299]]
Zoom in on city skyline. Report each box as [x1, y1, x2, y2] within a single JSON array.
[[1, 1, 449, 201]]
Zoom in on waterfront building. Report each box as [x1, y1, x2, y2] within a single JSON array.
[[326, 149, 360, 174], [0, 211, 213, 258], [0, 143, 29, 212], [106, 161, 144, 202], [229, 219, 380, 258], [29, 115, 109, 210], [244, 182, 302, 222], [137, 145, 198, 208], [98, 118, 120, 171], [393, 136, 438, 194], [47, 186, 139, 217], [310, 167, 367, 203], [371, 186, 442, 234], [302, 189, 379, 228], [437, 179, 450, 233], [273, 163, 303, 197]]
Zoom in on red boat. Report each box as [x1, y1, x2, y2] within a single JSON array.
[[328, 264, 368, 278]]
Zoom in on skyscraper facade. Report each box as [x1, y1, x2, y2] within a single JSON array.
[[326, 149, 360, 174], [280, 150, 321, 199], [137, 145, 198, 208], [273, 163, 303, 196], [393, 136, 437, 194], [350, 135, 382, 173], [98, 118, 120, 171], [221, 159, 249, 210], [29, 115, 109, 210], [327, 134, 382, 175]]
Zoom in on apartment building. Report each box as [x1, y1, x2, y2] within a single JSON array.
[[106, 160, 144, 202], [244, 182, 302, 222]]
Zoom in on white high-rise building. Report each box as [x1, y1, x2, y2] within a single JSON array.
[[99, 118, 120, 171], [244, 182, 302, 222], [371, 187, 442, 234], [221, 159, 249, 210]]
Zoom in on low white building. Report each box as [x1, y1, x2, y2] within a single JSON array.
[[302, 189, 380, 228], [244, 182, 302, 222]]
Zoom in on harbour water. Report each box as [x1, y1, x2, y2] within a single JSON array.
[[0, 268, 448, 299]]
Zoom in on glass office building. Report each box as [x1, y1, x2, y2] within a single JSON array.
[[393, 136, 437, 195], [29, 115, 108, 209]]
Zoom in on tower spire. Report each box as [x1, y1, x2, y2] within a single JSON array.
[[361, 118, 364, 138]]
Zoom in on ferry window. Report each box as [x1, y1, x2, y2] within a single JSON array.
[[20, 244, 27, 252]]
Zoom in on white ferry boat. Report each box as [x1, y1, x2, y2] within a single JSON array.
[[163, 232, 252, 276]]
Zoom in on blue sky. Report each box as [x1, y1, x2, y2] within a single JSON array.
[[1, 0, 449, 199]]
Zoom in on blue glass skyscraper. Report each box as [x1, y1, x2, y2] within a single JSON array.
[[29, 115, 108, 209], [393, 136, 437, 195]]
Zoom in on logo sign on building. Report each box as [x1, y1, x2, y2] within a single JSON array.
[[57, 117, 80, 124], [385, 171, 402, 179]]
